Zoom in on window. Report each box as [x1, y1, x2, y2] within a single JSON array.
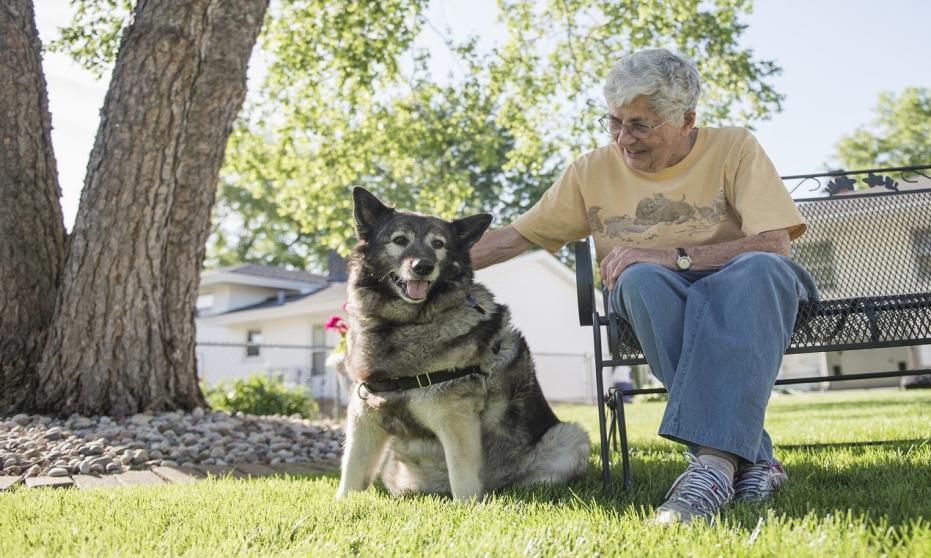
[[246, 329, 262, 357], [311, 324, 326, 376], [793, 240, 837, 290], [912, 228, 931, 280]]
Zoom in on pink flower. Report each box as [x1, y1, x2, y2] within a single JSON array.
[[325, 315, 349, 334]]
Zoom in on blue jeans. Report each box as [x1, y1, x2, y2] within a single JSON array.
[[609, 252, 818, 464]]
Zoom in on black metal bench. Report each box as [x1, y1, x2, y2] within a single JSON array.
[[574, 164, 931, 489]]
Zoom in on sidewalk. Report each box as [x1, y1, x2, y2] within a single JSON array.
[[0, 459, 340, 491]]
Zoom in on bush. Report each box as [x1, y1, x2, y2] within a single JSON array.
[[203, 374, 319, 418]]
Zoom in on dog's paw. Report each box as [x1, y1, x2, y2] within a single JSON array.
[[452, 488, 485, 504]]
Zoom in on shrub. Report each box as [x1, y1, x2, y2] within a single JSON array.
[[204, 374, 319, 418]]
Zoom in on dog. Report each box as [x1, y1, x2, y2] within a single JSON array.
[[335, 188, 590, 501]]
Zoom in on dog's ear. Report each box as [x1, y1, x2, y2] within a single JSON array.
[[353, 187, 394, 237], [452, 213, 493, 248]]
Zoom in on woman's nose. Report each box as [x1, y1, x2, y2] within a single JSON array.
[[615, 128, 637, 145]]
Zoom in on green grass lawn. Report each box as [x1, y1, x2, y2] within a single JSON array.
[[2, 390, 930, 557]]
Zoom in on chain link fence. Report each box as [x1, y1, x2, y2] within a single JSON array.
[[196, 344, 608, 409], [195, 342, 832, 414], [196, 342, 349, 418]]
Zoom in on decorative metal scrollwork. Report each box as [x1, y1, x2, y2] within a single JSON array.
[[863, 173, 898, 191], [785, 165, 931, 197], [825, 175, 856, 196]]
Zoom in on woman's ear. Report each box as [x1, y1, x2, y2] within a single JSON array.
[[680, 109, 696, 133]]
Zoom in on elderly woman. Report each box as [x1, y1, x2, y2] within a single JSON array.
[[471, 48, 816, 524]]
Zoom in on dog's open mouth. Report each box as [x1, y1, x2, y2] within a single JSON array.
[[389, 272, 430, 301]]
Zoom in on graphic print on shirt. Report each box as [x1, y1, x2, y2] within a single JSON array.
[[587, 188, 728, 242]]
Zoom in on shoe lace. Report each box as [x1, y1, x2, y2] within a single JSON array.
[[665, 453, 733, 513], [734, 462, 772, 499]]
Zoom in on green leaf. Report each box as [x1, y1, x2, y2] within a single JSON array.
[[832, 87, 931, 169]]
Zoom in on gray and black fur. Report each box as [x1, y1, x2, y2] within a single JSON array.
[[336, 188, 590, 501]]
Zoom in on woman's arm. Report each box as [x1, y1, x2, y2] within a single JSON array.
[[600, 228, 791, 290], [470, 225, 534, 270]]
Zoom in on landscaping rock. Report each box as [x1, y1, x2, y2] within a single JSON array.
[[0, 410, 343, 479]]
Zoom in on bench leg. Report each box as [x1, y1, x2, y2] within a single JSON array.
[[596, 381, 612, 490], [592, 312, 612, 490], [611, 389, 632, 490], [606, 388, 633, 490]]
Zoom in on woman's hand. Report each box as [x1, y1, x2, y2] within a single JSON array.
[[600, 246, 675, 290]]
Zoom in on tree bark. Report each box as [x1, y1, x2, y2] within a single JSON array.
[[0, 1, 67, 414], [35, 0, 269, 415]]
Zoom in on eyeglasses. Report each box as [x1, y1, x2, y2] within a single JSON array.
[[598, 114, 668, 139]]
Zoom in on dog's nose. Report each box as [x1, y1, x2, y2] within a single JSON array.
[[412, 259, 435, 276]]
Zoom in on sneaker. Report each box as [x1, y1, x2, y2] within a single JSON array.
[[653, 453, 734, 525], [733, 459, 788, 503]]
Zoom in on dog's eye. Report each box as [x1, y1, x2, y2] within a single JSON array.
[[431, 239, 445, 249], [392, 236, 409, 246]]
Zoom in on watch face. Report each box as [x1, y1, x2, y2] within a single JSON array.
[[677, 256, 691, 270]]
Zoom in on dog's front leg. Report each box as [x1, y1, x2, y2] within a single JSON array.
[[418, 403, 484, 502], [336, 396, 388, 500], [440, 421, 484, 501]]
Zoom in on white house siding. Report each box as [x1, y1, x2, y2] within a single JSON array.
[[477, 252, 601, 403], [205, 284, 285, 317], [197, 316, 312, 383], [822, 346, 916, 390], [798, 209, 931, 301], [776, 353, 827, 391], [919, 345, 931, 367]]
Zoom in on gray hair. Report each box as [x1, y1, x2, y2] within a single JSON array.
[[602, 48, 702, 126]]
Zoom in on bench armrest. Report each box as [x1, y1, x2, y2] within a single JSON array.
[[574, 239, 595, 326]]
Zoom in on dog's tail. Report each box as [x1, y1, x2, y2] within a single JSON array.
[[518, 422, 590, 486]]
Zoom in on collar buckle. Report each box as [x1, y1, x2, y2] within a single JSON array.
[[466, 294, 487, 314]]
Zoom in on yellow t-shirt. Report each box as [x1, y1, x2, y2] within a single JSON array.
[[512, 127, 806, 262]]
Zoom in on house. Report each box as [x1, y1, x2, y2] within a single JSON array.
[[195, 259, 349, 407]]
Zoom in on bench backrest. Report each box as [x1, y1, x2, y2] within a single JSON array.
[[598, 166, 931, 364], [791, 186, 931, 300]]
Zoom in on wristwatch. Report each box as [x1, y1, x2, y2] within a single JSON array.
[[675, 248, 692, 271]]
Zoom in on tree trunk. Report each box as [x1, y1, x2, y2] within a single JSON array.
[[0, 1, 67, 414], [35, 0, 269, 416]]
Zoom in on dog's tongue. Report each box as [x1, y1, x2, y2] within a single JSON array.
[[406, 280, 429, 300]]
